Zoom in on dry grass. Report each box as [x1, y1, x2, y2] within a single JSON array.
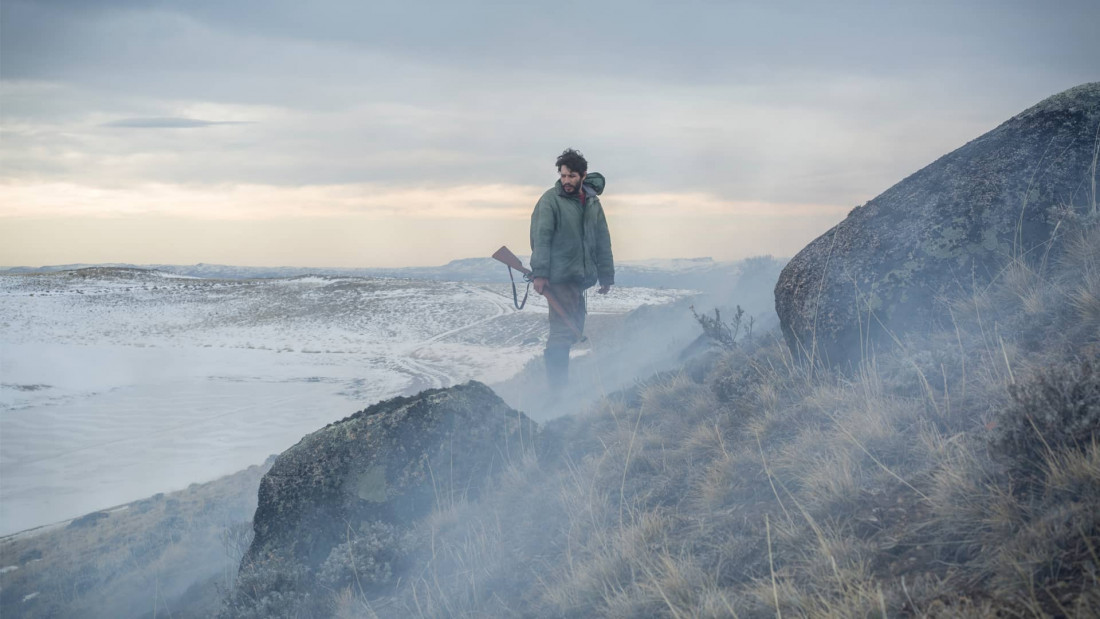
[[1002, 260, 1048, 316], [1071, 267, 1100, 331], [228, 219, 1100, 618], [0, 462, 269, 619]]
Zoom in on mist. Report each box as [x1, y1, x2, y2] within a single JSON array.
[[3, 1, 1099, 616], [219, 218, 1099, 619], [0, 255, 783, 617], [4, 1, 1098, 268]]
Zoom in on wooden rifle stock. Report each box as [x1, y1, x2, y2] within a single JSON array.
[[492, 246, 530, 275], [491, 245, 586, 343]]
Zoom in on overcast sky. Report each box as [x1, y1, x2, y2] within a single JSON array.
[[2, 0, 1098, 267]]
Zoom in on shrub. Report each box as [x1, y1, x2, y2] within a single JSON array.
[[66, 511, 109, 529], [692, 305, 752, 349], [221, 557, 316, 619], [316, 521, 414, 593], [992, 359, 1100, 478]]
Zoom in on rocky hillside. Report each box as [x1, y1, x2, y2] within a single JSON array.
[[0, 462, 271, 619], [218, 84, 1100, 617], [775, 82, 1100, 367], [228, 382, 534, 617]]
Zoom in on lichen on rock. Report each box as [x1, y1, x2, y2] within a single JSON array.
[[775, 82, 1100, 367], [235, 380, 536, 609]]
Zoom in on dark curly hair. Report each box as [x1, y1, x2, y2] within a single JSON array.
[[555, 148, 588, 176]]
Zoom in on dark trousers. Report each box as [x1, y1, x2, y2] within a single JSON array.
[[544, 282, 586, 389]]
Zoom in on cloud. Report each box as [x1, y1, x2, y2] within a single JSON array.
[[0, 181, 541, 220], [9, 0, 1097, 89], [0, 180, 850, 223], [607, 193, 850, 219], [2, 0, 1098, 266], [102, 117, 252, 128], [0, 181, 850, 267], [4, 0, 1097, 206], [0, 76, 1020, 207]]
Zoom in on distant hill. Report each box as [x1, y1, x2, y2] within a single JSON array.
[[2, 256, 786, 293]]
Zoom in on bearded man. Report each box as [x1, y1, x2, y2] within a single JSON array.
[[530, 148, 615, 390]]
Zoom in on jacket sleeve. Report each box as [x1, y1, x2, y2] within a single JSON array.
[[595, 205, 615, 286], [529, 196, 555, 280]]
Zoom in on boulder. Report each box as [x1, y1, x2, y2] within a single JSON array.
[[775, 83, 1100, 367], [242, 381, 534, 571]]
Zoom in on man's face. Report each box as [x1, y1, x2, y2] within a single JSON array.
[[559, 166, 585, 194]]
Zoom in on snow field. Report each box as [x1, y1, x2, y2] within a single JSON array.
[[0, 269, 688, 534]]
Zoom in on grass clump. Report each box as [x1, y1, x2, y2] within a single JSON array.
[[0, 462, 270, 619], [992, 359, 1100, 476], [220, 220, 1100, 617], [317, 521, 415, 596]]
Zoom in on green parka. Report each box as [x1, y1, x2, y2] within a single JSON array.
[[529, 172, 615, 288]]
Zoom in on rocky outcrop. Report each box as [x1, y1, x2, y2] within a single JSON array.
[[775, 83, 1100, 367], [241, 381, 534, 571]]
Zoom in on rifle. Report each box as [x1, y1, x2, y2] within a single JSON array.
[[492, 246, 586, 343]]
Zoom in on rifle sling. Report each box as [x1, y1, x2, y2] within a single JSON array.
[[508, 266, 531, 310]]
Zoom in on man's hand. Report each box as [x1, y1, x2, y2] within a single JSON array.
[[533, 277, 549, 295], [598, 284, 611, 295]]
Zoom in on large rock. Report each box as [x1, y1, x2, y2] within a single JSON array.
[[242, 381, 534, 571], [775, 83, 1100, 367]]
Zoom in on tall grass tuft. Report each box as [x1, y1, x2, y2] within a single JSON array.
[[227, 218, 1100, 618]]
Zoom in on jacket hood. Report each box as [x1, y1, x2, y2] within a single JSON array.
[[556, 172, 605, 197], [583, 172, 605, 195]]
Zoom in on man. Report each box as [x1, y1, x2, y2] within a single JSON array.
[[530, 148, 614, 390]]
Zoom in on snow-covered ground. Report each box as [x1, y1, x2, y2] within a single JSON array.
[[0, 268, 690, 535]]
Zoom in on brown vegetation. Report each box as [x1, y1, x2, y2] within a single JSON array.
[[309, 217, 1099, 618], [0, 461, 270, 619]]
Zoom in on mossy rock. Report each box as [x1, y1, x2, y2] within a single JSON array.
[[242, 381, 534, 572], [775, 83, 1100, 367]]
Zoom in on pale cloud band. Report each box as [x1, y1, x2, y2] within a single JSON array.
[[102, 117, 253, 128], [0, 181, 849, 267], [4, 0, 1095, 267], [0, 181, 849, 221]]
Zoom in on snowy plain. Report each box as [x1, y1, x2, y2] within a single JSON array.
[[0, 268, 689, 535]]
